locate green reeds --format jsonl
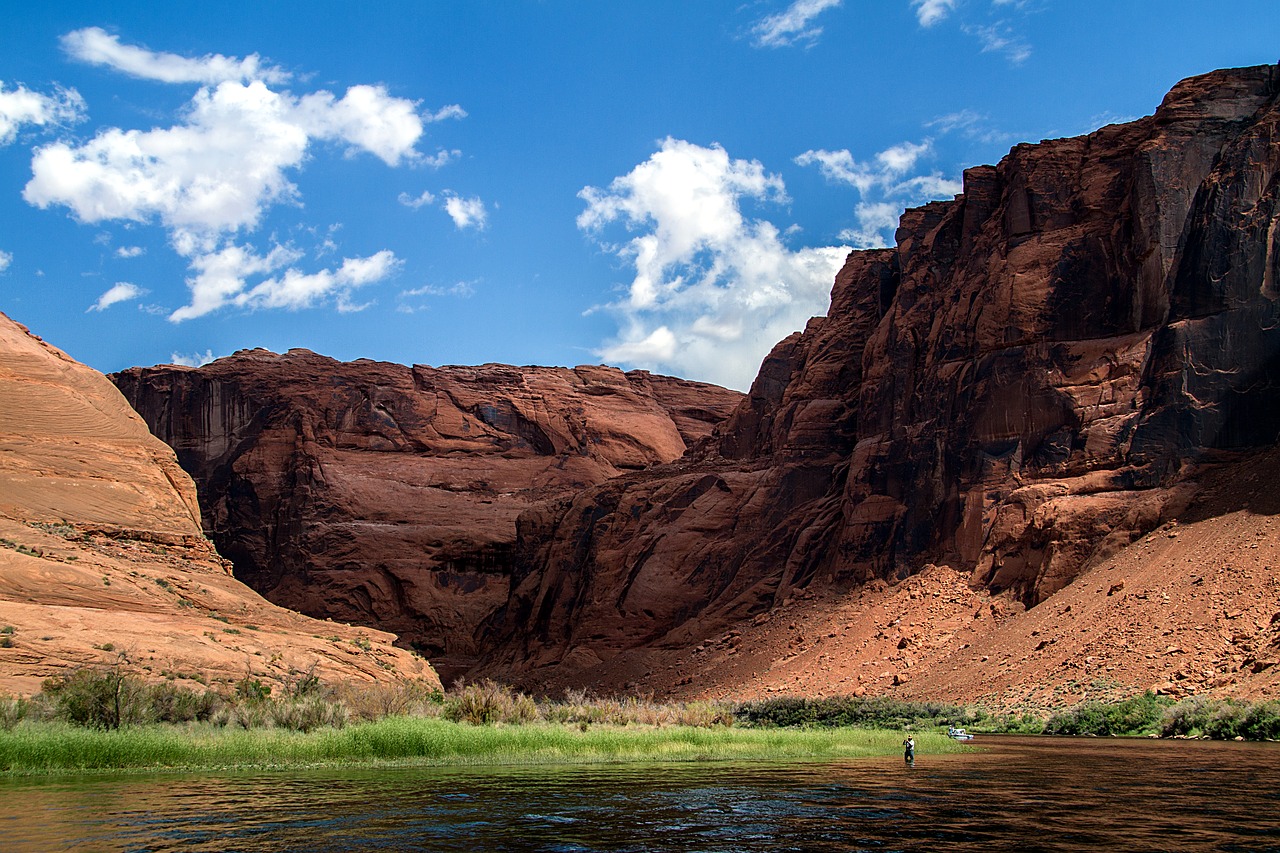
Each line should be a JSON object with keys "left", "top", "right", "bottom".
{"left": 0, "top": 718, "right": 963, "bottom": 776}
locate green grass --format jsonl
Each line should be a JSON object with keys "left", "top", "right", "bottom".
{"left": 0, "top": 718, "right": 964, "bottom": 776}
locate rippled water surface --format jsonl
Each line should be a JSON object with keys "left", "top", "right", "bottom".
{"left": 3, "top": 736, "right": 1279, "bottom": 851}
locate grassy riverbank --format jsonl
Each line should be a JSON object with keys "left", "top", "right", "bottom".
{"left": 0, "top": 718, "right": 963, "bottom": 776}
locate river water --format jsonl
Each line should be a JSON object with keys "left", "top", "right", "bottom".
{"left": 2, "top": 736, "right": 1278, "bottom": 851}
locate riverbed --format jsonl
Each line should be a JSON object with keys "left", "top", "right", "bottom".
{"left": 3, "top": 735, "right": 1278, "bottom": 851}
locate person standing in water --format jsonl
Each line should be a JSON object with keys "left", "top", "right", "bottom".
{"left": 903, "top": 736, "right": 915, "bottom": 763}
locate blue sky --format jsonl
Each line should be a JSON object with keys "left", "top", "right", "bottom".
{"left": 1, "top": 1, "right": 1276, "bottom": 390}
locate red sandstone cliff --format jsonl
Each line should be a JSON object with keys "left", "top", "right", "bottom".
{"left": 467, "top": 65, "right": 1280, "bottom": 701}
{"left": 111, "top": 353, "right": 741, "bottom": 681}
{"left": 0, "top": 313, "right": 439, "bottom": 695}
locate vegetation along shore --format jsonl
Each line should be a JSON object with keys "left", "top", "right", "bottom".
{"left": 0, "top": 672, "right": 1275, "bottom": 776}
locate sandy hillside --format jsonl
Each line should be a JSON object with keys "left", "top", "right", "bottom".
{"left": 0, "top": 312, "right": 439, "bottom": 696}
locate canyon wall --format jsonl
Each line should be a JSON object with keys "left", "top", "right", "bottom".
{"left": 0, "top": 313, "right": 438, "bottom": 695}
{"left": 112, "top": 352, "right": 740, "bottom": 680}
{"left": 471, "top": 64, "right": 1280, "bottom": 687}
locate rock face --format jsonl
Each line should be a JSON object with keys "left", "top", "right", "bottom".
{"left": 471, "top": 64, "right": 1280, "bottom": 694}
{"left": 0, "top": 313, "right": 439, "bottom": 695}
{"left": 111, "top": 352, "right": 741, "bottom": 681}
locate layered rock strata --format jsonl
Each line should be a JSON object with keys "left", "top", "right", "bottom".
{"left": 112, "top": 353, "right": 740, "bottom": 680}
{"left": 471, "top": 64, "right": 1280, "bottom": 693}
{"left": 0, "top": 313, "right": 439, "bottom": 695}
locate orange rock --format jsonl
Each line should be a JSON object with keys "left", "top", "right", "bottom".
{"left": 0, "top": 313, "right": 439, "bottom": 696}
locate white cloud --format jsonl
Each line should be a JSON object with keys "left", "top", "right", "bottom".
{"left": 26, "top": 30, "right": 454, "bottom": 321}
{"left": 965, "top": 23, "right": 1031, "bottom": 63}
{"left": 796, "top": 140, "right": 961, "bottom": 248}
{"left": 443, "top": 193, "right": 487, "bottom": 230}
{"left": 61, "top": 27, "right": 289, "bottom": 85}
{"left": 911, "top": 0, "right": 957, "bottom": 26}
{"left": 0, "top": 81, "right": 84, "bottom": 145}
{"left": 170, "top": 349, "right": 218, "bottom": 367}
{"left": 25, "top": 78, "right": 429, "bottom": 236}
{"left": 294, "top": 84, "right": 425, "bottom": 166}
{"left": 396, "top": 279, "right": 475, "bottom": 312}
{"left": 421, "top": 148, "right": 461, "bottom": 168}
{"left": 115, "top": 245, "right": 145, "bottom": 258}
{"left": 579, "top": 138, "right": 848, "bottom": 390}
{"left": 426, "top": 104, "right": 467, "bottom": 122}
{"left": 0, "top": 250, "right": 11, "bottom": 273}
{"left": 398, "top": 189, "right": 436, "bottom": 209}
{"left": 751, "top": 0, "right": 843, "bottom": 48}
{"left": 88, "top": 281, "right": 146, "bottom": 311}
{"left": 169, "top": 243, "right": 399, "bottom": 321}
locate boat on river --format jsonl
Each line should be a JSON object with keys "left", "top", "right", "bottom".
{"left": 947, "top": 727, "right": 976, "bottom": 741}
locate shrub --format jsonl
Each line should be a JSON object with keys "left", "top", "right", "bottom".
{"left": 1240, "top": 700, "right": 1280, "bottom": 740}
{"left": 1043, "top": 692, "right": 1170, "bottom": 737}
{"left": 443, "top": 680, "right": 537, "bottom": 725}
{"left": 148, "top": 682, "right": 220, "bottom": 723}
{"left": 232, "top": 702, "right": 270, "bottom": 730}
{"left": 270, "top": 696, "right": 348, "bottom": 732}
{"left": 42, "top": 667, "right": 148, "bottom": 730}
{"left": 733, "top": 696, "right": 983, "bottom": 731}
{"left": 0, "top": 693, "right": 28, "bottom": 730}
{"left": 236, "top": 677, "right": 272, "bottom": 703}
{"left": 339, "top": 679, "right": 441, "bottom": 722}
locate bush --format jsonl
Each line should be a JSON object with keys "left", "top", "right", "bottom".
{"left": 443, "top": 680, "right": 537, "bottom": 725}
{"left": 235, "top": 677, "right": 272, "bottom": 703}
{"left": 0, "top": 693, "right": 28, "bottom": 730}
{"left": 42, "top": 668, "right": 149, "bottom": 730}
{"left": 1239, "top": 700, "right": 1280, "bottom": 740}
{"left": 1043, "top": 692, "right": 1170, "bottom": 737}
{"left": 270, "top": 696, "right": 348, "bottom": 732}
{"left": 733, "top": 696, "right": 985, "bottom": 731}
{"left": 339, "top": 680, "right": 442, "bottom": 722}
{"left": 147, "top": 682, "right": 220, "bottom": 723}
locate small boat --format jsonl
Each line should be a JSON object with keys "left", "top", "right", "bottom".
{"left": 947, "top": 727, "right": 976, "bottom": 741}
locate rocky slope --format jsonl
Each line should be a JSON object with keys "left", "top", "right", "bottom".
{"left": 468, "top": 64, "right": 1280, "bottom": 703}
{"left": 112, "top": 353, "right": 741, "bottom": 681}
{"left": 0, "top": 313, "right": 439, "bottom": 696}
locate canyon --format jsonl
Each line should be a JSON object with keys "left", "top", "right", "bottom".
{"left": 0, "top": 312, "right": 440, "bottom": 695}
{"left": 111, "top": 354, "right": 740, "bottom": 682}
{"left": 93, "top": 63, "right": 1280, "bottom": 706}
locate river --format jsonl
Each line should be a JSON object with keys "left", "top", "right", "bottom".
{"left": 2, "top": 736, "right": 1278, "bottom": 851}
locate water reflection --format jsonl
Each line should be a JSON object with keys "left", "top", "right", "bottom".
{"left": 2, "top": 736, "right": 1278, "bottom": 852}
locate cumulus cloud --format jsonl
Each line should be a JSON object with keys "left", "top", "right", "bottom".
{"left": 443, "top": 193, "right": 487, "bottom": 230}
{"left": 26, "top": 30, "right": 450, "bottom": 321}
{"left": 115, "top": 245, "right": 145, "bottom": 258}
{"left": 0, "top": 81, "right": 84, "bottom": 145}
{"left": 61, "top": 27, "right": 289, "bottom": 84}
{"left": 169, "top": 243, "right": 399, "bottom": 322}
{"left": 24, "top": 78, "right": 427, "bottom": 236}
{"left": 0, "top": 249, "right": 11, "bottom": 273}
{"left": 751, "top": 0, "right": 843, "bottom": 48}
{"left": 911, "top": 0, "right": 957, "bottom": 26}
{"left": 796, "top": 139, "right": 961, "bottom": 248}
{"left": 294, "top": 84, "right": 425, "bottom": 166}
{"left": 88, "top": 281, "right": 146, "bottom": 311}
{"left": 579, "top": 138, "right": 848, "bottom": 390}
{"left": 169, "top": 349, "right": 218, "bottom": 367}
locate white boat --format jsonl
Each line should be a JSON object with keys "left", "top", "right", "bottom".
{"left": 947, "top": 727, "right": 976, "bottom": 740}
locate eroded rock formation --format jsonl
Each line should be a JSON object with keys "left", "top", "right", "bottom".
{"left": 0, "top": 313, "right": 439, "bottom": 695}
{"left": 470, "top": 64, "right": 1280, "bottom": 693}
{"left": 112, "top": 352, "right": 740, "bottom": 680}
